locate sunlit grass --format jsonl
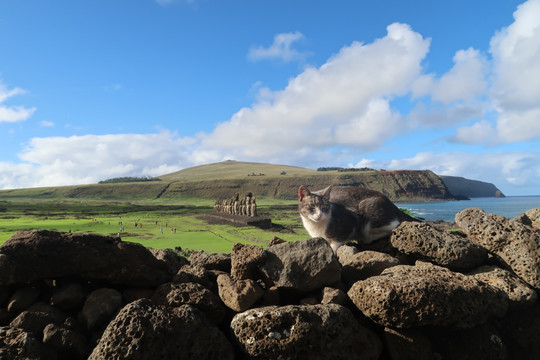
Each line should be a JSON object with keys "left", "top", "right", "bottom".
{"left": 0, "top": 198, "right": 308, "bottom": 254}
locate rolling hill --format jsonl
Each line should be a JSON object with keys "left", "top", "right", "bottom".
{"left": 0, "top": 160, "right": 503, "bottom": 202}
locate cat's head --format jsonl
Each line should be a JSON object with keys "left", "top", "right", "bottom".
{"left": 298, "top": 185, "right": 332, "bottom": 222}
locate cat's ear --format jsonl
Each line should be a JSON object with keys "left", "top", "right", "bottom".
{"left": 321, "top": 185, "right": 332, "bottom": 198}
{"left": 298, "top": 185, "right": 311, "bottom": 200}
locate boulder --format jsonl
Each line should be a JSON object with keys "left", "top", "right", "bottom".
{"left": 391, "top": 222, "right": 487, "bottom": 271}
{"left": 80, "top": 288, "right": 123, "bottom": 330}
{"left": 149, "top": 248, "right": 189, "bottom": 276}
{"left": 122, "top": 287, "right": 154, "bottom": 303}
{"left": 383, "top": 327, "right": 433, "bottom": 360}
{"left": 0, "top": 326, "right": 57, "bottom": 360}
{"left": 0, "top": 285, "right": 12, "bottom": 307}
{"left": 341, "top": 250, "right": 400, "bottom": 284}
{"left": 348, "top": 261, "right": 508, "bottom": 328}
{"left": 43, "top": 323, "right": 88, "bottom": 360}
{"left": 151, "top": 282, "right": 226, "bottom": 324}
{"left": 468, "top": 265, "right": 537, "bottom": 307}
{"left": 335, "top": 244, "right": 360, "bottom": 265}
{"left": 320, "top": 287, "right": 348, "bottom": 305}
{"left": 216, "top": 273, "right": 264, "bottom": 312}
{"left": 259, "top": 237, "right": 341, "bottom": 292}
{"left": 10, "top": 302, "right": 67, "bottom": 335}
{"left": 189, "top": 250, "right": 231, "bottom": 272}
{"left": 89, "top": 299, "right": 234, "bottom": 360}
{"left": 7, "top": 286, "right": 40, "bottom": 313}
{"left": 513, "top": 208, "right": 540, "bottom": 229}
{"left": 0, "top": 230, "right": 170, "bottom": 287}
{"left": 231, "top": 243, "right": 265, "bottom": 280}
{"left": 455, "top": 208, "right": 540, "bottom": 288}
{"left": 173, "top": 264, "right": 214, "bottom": 289}
{"left": 230, "top": 304, "right": 381, "bottom": 360}
{"left": 50, "top": 282, "right": 85, "bottom": 311}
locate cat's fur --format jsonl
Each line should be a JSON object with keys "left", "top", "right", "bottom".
{"left": 298, "top": 185, "right": 417, "bottom": 252}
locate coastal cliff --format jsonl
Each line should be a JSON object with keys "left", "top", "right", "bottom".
{"left": 161, "top": 169, "right": 457, "bottom": 202}
{"left": 440, "top": 175, "right": 505, "bottom": 198}
{"left": 1, "top": 207, "right": 540, "bottom": 359}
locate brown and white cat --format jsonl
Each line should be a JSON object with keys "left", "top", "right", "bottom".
{"left": 298, "top": 185, "right": 417, "bottom": 252}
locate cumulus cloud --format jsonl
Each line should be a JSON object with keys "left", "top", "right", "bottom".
{"left": 413, "top": 48, "right": 489, "bottom": 104}
{"left": 0, "top": 131, "right": 194, "bottom": 189}
{"left": 454, "top": 0, "right": 540, "bottom": 145}
{"left": 0, "top": 81, "right": 36, "bottom": 123}
{"left": 248, "top": 32, "right": 308, "bottom": 62}
{"left": 385, "top": 151, "right": 540, "bottom": 191}
{"left": 203, "top": 23, "right": 430, "bottom": 162}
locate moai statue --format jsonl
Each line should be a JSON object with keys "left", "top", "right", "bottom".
{"left": 250, "top": 197, "right": 257, "bottom": 217}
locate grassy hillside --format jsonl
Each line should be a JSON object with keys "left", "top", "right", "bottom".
{"left": 0, "top": 160, "right": 456, "bottom": 202}
{"left": 158, "top": 160, "right": 317, "bottom": 181}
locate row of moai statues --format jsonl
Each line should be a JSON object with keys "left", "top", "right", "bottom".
{"left": 214, "top": 192, "right": 257, "bottom": 217}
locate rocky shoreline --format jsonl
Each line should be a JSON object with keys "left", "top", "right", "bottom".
{"left": 1, "top": 207, "right": 539, "bottom": 359}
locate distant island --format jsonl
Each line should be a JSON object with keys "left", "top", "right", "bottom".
{"left": 440, "top": 175, "right": 505, "bottom": 199}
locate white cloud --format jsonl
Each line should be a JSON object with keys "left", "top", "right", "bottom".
{"left": 0, "top": 131, "right": 194, "bottom": 189}
{"left": 248, "top": 31, "right": 308, "bottom": 62}
{"left": 490, "top": 0, "right": 540, "bottom": 110}
{"left": 0, "top": 83, "right": 25, "bottom": 103}
{"left": 203, "top": 23, "right": 430, "bottom": 162}
{"left": 413, "top": 48, "right": 488, "bottom": 104}
{"left": 384, "top": 151, "right": 540, "bottom": 193}
{"left": 409, "top": 101, "right": 486, "bottom": 128}
{"left": 488, "top": 0, "right": 540, "bottom": 142}
{"left": 0, "top": 81, "right": 36, "bottom": 123}
{"left": 0, "top": 106, "right": 36, "bottom": 123}
{"left": 451, "top": 119, "right": 496, "bottom": 144}
{"left": 39, "top": 120, "right": 55, "bottom": 127}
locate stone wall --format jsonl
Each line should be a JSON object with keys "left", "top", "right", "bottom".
{"left": 0, "top": 207, "right": 539, "bottom": 359}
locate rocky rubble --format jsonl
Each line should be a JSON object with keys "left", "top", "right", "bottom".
{"left": 0, "top": 208, "right": 539, "bottom": 359}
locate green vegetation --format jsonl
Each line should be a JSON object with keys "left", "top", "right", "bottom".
{"left": 98, "top": 176, "right": 162, "bottom": 184}
{"left": 0, "top": 160, "right": 456, "bottom": 202}
{"left": 0, "top": 198, "right": 309, "bottom": 254}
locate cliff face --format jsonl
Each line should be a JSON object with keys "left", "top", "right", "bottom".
{"left": 162, "top": 170, "right": 456, "bottom": 202}
{"left": 440, "top": 175, "right": 505, "bottom": 198}
{"left": 0, "top": 166, "right": 457, "bottom": 202}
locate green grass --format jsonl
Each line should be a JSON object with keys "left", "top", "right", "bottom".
{"left": 0, "top": 198, "right": 309, "bottom": 254}
{"left": 159, "top": 159, "right": 318, "bottom": 181}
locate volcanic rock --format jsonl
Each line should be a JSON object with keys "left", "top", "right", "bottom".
{"left": 230, "top": 303, "right": 381, "bottom": 360}
{"left": 259, "top": 237, "right": 341, "bottom": 292}
{"left": 348, "top": 261, "right": 508, "bottom": 328}
{"left": 151, "top": 282, "right": 226, "bottom": 324}
{"left": 340, "top": 250, "right": 400, "bottom": 285}
{"left": 231, "top": 243, "right": 265, "bottom": 280}
{"left": 88, "top": 299, "right": 234, "bottom": 360}
{"left": 0, "top": 230, "right": 170, "bottom": 287}
{"left": 80, "top": 288, "right": 122, "bottom": 330}
{"left": 391, "top": 221, "right": 487, "bottom": 271}
{"left": 216, "top": 273, "right": 264, "bottom": 312}
{"left": 468, "top": 265, "right": 537, "bottom": 307}
{"left": 455, "top": 208, "right": 540, "bottom": 288}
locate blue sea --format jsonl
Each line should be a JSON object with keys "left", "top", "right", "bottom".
{"left": 398, "top": 196, "right": 540, "bottom": 222}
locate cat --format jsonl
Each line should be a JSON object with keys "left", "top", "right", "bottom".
{"left": 298, "top": 185, "right": 418, "bottom": 252}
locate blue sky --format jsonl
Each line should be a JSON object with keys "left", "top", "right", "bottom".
{"left": 1, "top": 0, "right": 539, "bottom": 195}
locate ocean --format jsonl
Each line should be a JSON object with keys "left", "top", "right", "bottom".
{"left": 398, "top": 196, "right": 540, "bottom": 222}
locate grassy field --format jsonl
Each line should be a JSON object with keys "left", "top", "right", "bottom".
{"left": 0, "top": 198, "right": 309, "bottom": 254}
